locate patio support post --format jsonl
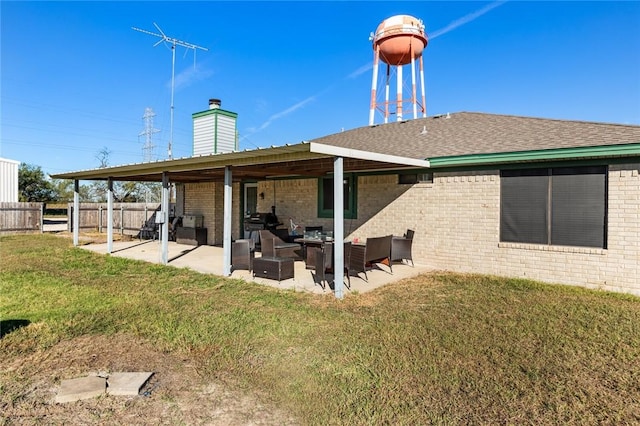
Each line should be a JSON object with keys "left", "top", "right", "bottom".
{"left": 333, "top": 156, "right": 345, "bottom": 299}
{"left": 107, "top": 178, "right": 113, "bottom": 254}
{"left": 73, "top": 179, "right": 79, "bottom": 247}
{"left": 160, "top": 172, "right": 170, "bottom": 265}
{"left": 222, "top": 166, "right": 232, "bottom": 276}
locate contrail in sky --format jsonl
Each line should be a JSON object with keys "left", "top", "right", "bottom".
{"left": 429, "top": 0, "right": 507, "bottom": 40}
{"left": 348, "top": 63, "right": 373, "bottom": 79}
{"left": 241, "top": 95, "right": 318, "bottom": 146}
{"left": 256, "top": 95, "right": 316, "bottom": 132}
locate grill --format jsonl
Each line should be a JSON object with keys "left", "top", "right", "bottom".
{"left": 244, "top": 212, "right": 282, "bottom": 232}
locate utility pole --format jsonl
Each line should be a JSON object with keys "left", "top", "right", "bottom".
{"left": 139, "top": 107, "right": 160, "bottom": 163}
{"left": 132, "top": 23, "right": 208, "bottom": 159}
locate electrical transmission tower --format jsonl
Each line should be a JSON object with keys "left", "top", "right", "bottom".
{"left": 139, "top": 107, "right": 160, "bottom": 162}
{"left": 132, "top": 23, "right": 208, "bottom": 159}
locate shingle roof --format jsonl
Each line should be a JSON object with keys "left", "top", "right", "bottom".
{"left": 309, "top": 112, "right": 640, "bottom": 160}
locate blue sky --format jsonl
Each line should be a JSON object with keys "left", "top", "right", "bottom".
{"left": 2, "top": 1, "right": 639, "bottom": 177}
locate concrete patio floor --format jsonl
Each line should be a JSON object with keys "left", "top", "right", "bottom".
{"left": 80, "top": 240, "right": 432, "bottom": 296}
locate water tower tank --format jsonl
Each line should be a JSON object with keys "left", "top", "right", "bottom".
{"left": 372, "top": 15, "right": 428, "bottom": 66}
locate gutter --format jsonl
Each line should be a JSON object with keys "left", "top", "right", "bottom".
{"left": 427, "top": 143, "right": 640, "bottom": 168}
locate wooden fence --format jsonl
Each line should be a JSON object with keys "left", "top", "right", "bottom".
{"left": 68, "top": 203, "right": 163, "bottom": 237}
{"left": 0, "top": 202, "right": 43, "bottom": 234}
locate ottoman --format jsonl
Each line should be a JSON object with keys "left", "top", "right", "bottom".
{"left": 253, "top": 257, "right": 294, "bottom": 282}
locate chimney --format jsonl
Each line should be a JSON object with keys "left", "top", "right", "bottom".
{"left": 209, "top": 98, "right": 221, "bottom": 110}
{"left": 193, "top": 98, "right": 238, "bottom": 155}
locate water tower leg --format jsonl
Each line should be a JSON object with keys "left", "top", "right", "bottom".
{"left": 420, "top": 55, "right": 427, "bottom": 117}
{"left": 369, "top": 47, "right": 380, "bottom": 126}
{"left": 385, "top": 64, "right": 390, "bottom": 123}
{"left": 411, "top": 48, "right": 418, "bottom": 119}
{"left": 396, "top": 64, "right": 403, "bottom": 121}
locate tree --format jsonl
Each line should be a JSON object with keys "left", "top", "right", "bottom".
{"left": 51, "top": 178, "right": 92, "bottom": 202}
{"left": 88, "top": 147, "right": 161, "bottom": 202}
{"left": 96, "top": 146, "right": 111, "bottom": 169}
{"left": 18, "top": 163, "right": 56, "bottom": 202}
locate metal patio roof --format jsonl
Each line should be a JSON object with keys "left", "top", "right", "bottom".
{"left": 51, "top": 142, "right": 430, "bottom": 183}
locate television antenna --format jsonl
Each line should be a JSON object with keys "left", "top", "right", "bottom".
{"left": 132, "top": 23, "right": 208, "bottom": 159}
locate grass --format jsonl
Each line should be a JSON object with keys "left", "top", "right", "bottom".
{"left": 2, "top": 234, "right": 639, "bottom": 424}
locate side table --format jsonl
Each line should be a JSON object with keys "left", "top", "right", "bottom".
{"left": 253, "top": 257, "right": 294, "bottom": 282}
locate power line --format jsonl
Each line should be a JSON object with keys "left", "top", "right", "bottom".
{"left": 1, "top": 138, "right": 141, "bottom": 157}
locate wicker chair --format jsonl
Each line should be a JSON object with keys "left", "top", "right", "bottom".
{"left": 259, "top": 230, "right": 302, "bottom": 260}
{"left": 139, "top": 219, "right": 158, "bottom": 241}
{"left": 304, "top": 225, "right": 323, "bottom": 233}
{"left": 312, "top": 241, "right": 333, "bottom": 290}
{"left": 347, "top": 235, "right": 393, "bottom": 282}
{"left": 391, "top": 229, "right": 415, "bottom": 267}
{"left": 232, "top": 239, "right": 255, "bottom": 272}
{"left": 343, "top": 241, "right": 352, "bottom": 289}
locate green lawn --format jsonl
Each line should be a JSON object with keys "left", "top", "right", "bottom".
{"left": 1, "top": 234, "right": 639, "bottom": 424}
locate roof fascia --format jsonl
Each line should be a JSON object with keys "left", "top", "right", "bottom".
{"left": 192, "top": 108, "right": 238, "bottom": 119}
{"left": 309, "top": 142, "right": 430, "bottom": 168}
{"left": 428, "top": 143, "right": 640, "bottom": 168}
{"left": 51, "top": 144, "right": 316, "bottom": 180}
{"left": 0, "top": 157, "right": 21, "bottom": 165}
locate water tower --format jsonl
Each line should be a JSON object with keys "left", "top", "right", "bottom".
{"left": 369, "top": 15, "right": 428, "bottom": 125}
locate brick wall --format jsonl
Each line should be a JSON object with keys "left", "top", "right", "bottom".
{"left": 421, "top": 165, "right": 640, "bottom": 296}
{"left": 184, "top": 163, "right": 639, "bottom": 296}
{"left": 183, "top": 181, "right": 243, "bottom": 245}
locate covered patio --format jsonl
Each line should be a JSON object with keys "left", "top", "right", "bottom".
{"left": 80, "top": 239, "right": 432, "bottom": 295}
{"left": 53, "top": 141, "right": 430, "bottom": 298}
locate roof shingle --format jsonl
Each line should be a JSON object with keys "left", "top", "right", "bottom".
{"left": 310, "top": 112, "right": 640, "bottom": 159}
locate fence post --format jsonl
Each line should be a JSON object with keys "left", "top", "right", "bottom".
{"left": 120, "top": 205, "right": 124, "bottom": 235}
{"left": 99, "top": 205, "right": 103, "bottom": 233}
{"left": 40, "top": 203, "right": 44, "bottom": 233}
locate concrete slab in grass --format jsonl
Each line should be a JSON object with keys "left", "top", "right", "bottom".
{"left": 56, "top": 376, "right": 106, "bottom": 403}
{"left": 107, "top": 372, "right": 154, "bottom": 396}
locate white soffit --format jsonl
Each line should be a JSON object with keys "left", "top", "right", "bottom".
{"left": 309, "top": 142, "right": 430, "bottom": 168}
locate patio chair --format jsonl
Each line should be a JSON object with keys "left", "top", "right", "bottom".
{"left": 365, "top": 234, "right": 394, "bottom": 273}
{"left": 343, "top": 241, "right": 352, "bottom": 289}
{"left": 347, "top": 235, "right": 393, "bottom": 282}
{"left": 232, "top": 239, "right": 255, "bottom": 272}
{"left": 272, "top": 228, "right": 294, "bottom": 243}
{"left": 139, "top": 219, "right": 158, "bottom": 241}
{"left": 168, "top": 216, "right": 182, "bottom": 242}
{"left": 259, "top": 230, "right": 303, "bottom": 260}
{"left": 304, "top": 225, "right": 323, "bottom": 233}
{"left": 312, "top": 241, "right": 333, "bottom": 290}
{"left": 346, "top": 241, "right": 367, "bottom": 282}
{"left": 391, "top": 229, "right": 415, "bottom": 267}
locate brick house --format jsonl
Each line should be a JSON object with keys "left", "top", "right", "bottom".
{"left": 54, "top": 112, "right": 640, "bottom": 297}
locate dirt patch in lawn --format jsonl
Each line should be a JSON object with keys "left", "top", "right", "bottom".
{"left": 1, "top": 333, "right": 298, "bottom": 425}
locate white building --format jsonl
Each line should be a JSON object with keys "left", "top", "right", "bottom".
{"left": 0, "top": 157, "right": 20, "bottom": 202}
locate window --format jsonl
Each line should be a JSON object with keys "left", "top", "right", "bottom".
{"left": 500, "top": 166, "right": 607, "bottom": 248}
{"left": 317, "top": 174, "right": 357, "bottom": 219}
{"left": 398, "top": 172, "right": 433, "bottom": 184}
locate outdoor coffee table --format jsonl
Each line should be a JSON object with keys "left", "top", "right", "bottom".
{"left": 253, "top": 256, "right": 294, "bottom": 282}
